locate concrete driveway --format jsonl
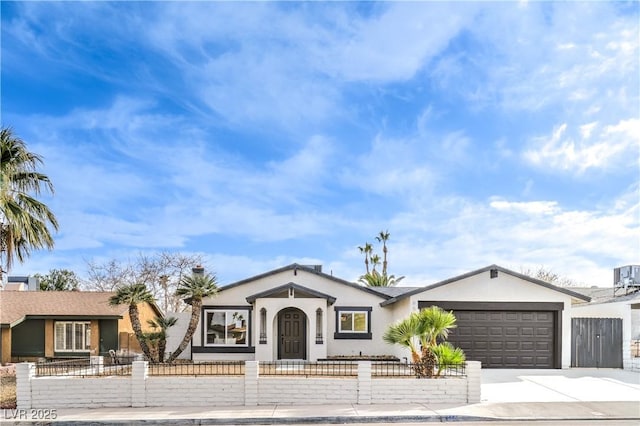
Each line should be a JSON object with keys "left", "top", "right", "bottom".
{"left": 481, "top": 368, "right": 640, "bottom": 403}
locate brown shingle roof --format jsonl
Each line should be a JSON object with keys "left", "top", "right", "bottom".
{"left": 0, "top": 291, "right": 128, "bottom": 327}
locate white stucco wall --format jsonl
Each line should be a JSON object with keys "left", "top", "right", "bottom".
{"left": 404, "top": 270, "right": 578, "bottom": 368}
{"left": 164, "top": 311, "right": 192, "bottom": 360}
{"left": 19, "top": 360, "right": 482, "bottom": 408}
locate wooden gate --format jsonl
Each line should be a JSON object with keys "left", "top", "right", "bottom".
{"left": 571, "top": 318, "right": 622, "bottom": 368}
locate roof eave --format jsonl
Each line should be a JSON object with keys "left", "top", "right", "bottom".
{"left": 221, "top": 263, "right": 390, "bottom": 300}
{"left": 380, "top": 264, "right": 592, "bottom": 306}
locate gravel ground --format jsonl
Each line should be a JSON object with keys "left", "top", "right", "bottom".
{"left": 0, "top": 364, "right": 17, "bottom": 409}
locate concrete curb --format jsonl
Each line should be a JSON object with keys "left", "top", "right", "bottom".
{"left": 5, "top": 415, "right": 640, "bottom": 426}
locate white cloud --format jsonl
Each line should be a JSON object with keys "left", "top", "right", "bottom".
{"left": 524, "top": 118, "right": 639, "bottom": 173}
{"left": 318, "top": 2, "right": 478, "bottom": 82}
{"left": 339, "top": 134, "right": 437, "bottom": 198}
{"left": 490, "top": 199, "right": 559, "bottom": 215}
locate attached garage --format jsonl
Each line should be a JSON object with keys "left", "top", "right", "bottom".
{"left": 382, "top": 265, "right": 591, "bottom": 369}
{"left": 418, "top": 301, "right": 562, "bottom": 368}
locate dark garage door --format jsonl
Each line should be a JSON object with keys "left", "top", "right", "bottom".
{"left": 444, "top": 310, "right": 557, "bottom": 368}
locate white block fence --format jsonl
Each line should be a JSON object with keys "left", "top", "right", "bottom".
{"left": 17, "top": 360, "right": 481, "bottom": 409}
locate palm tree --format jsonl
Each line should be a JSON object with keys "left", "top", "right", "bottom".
{"left": 376, "top": 230, "right": 390, "bottom": 275}
{"left": 358, "top": 270, "right": 404, "bottom": 287}
{"left": 109, "top": 283, "right": 155, "bottom": 360}
{"left": 370, "top": 254, "right": 381, "bottom": 272}
{"left": 166, "top": 270, "right": 218, "bottom": 362}
{"left": 0, "top": 127, "right": 58, "bottom": 281}
{"left": 146, "top": 316, "right": 177, "bottom": 363}
{"left": 358, "top": 242, "right": 373, "bottom": 274}
{"left": 383, "top": 306, "right": 458, "bottom": 378}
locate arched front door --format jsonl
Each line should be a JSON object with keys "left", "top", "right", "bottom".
{"left": 278, "top": 308, "right": 306, "bottom": 360}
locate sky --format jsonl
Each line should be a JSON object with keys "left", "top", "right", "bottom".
{"left": 1, "top": 1, "right": 638, "bottom": 288}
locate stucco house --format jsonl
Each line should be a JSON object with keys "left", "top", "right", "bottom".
{"left": 0, "top": 290, "right": 162, "bottom": 364}
{"left": 179, "top": 263, "right": 591, "bottom": 369}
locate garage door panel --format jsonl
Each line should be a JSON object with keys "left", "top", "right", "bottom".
{"left": 474, "top": 341, "right": 488, "bottom": 350}
{"left": 447, "top": 310, "right": 555, "bottom": 369}
{"left": 474, "top": 327, "right": 488, "bottom": 336}
{"left": 489, "top": 342, "right": 503, "bottom": 350}
{"left": 458, "top": 326, "right": 473, "bottom": 336}
{"left": 489, "top": 327, "right": 502, "bottom": 336}
{"left": 521, "top": 327, "right": 534, "bottom": 336}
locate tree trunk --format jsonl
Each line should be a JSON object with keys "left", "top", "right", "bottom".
{"left": 382, "top": 244, "right": 388, "bottom": 275}
{"left": 166, "top": 297, "right": 201, "bottom": 363}
{"left": 410, "top": 350, "right": 426, "bottom": 378}
{"left": 421, "top": 346, "right": 436, "bottom": 378}
{"left": 158, "top": 337, "right": 166, "bottom": 363}
{"left": 129, "top": 304, "right": 153, "bottom": 360}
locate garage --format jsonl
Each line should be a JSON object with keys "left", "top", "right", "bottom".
{"left": 418, "top": 301, "right": 563, "bottom": 369}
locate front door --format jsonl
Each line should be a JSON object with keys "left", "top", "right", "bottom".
{"left": 278, "top": 308, "right": 306, "bottom": 360}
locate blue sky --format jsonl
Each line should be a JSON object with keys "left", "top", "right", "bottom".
{"left": 2, "top": 1, "right": 638, "bottom": 287}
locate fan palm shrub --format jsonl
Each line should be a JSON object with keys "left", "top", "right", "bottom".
{"left": 384, "top": 306, "right": 460, "bottom": 377}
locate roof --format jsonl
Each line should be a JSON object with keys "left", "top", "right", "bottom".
{"left": 368, "top": 287, "right": 416, "bottom": 298}
{"left": 380, "top": 264, "right": 592, "bottom": 306}
{"left": 245, "top": 282, "right": 337, "bottom": 305}
{"left": 571, "top": 287, "right": 640, "bottom": 304}
{"left": 219, "top": 263, "right": 392, "bottom": 300}
{"left": 0, "top": 290, "right": 162, "bottom": 327}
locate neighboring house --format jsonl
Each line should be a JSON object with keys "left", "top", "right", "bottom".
{"left": 571, "top": 283, "right": 640, "bottom": 371}
{"left": 0, "top": 290, "right": 162, "bottom": 364}
{"left": 182, "top": 263, "right": 590, "bottom": 369}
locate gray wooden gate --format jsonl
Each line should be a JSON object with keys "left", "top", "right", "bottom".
{"left": 572, "top": 318, "right": 623, "bottom": 368}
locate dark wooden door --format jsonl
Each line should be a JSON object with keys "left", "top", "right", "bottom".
{"left": 572, "top": 318, "right": 623, "bottom": 368}
{"left": 278, "top": 308, "right": 306, "bottom": 359}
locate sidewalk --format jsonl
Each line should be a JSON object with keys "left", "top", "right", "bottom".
{"left": 2, "top": 401, "right": 640, "bottom": 425}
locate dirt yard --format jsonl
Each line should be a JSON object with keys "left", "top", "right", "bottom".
{"left": 0, "top": 364, "right": 16, "bottom": 409}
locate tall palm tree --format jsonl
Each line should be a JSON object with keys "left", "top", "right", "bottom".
{"left": 166, "top": 271, "right": 218, "bottom": 362}
{"left": 383, "top": 306, "right": 458, "bottom": 378}
{"left": 109, "top": 283, "right": 155, "bottom": 360}
{"left": 375, "top": 230, "right": 390, "bottom": 275}
{"left": 358, "top": 242, "right": 373, "bottom": 274}
{"left": 0, "top": 127, "right": 58, "bottom": 281}
{"left": 146, "top": 316, "right": 177, "bottom": 363}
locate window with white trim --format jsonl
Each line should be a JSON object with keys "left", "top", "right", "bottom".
{"left": 54, "top": 321, "right": 91, "bottom": 352}
{"left": 205, "top": 309, "right": 249, "bottom": 346}
{"left": 334, "top": 306, "right": 372, "bottom": 340}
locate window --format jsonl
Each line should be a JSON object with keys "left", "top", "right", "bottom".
{"left": 259, "top": 308, "right": 267, "bottom": 344}
{"left": 316, "top": 308, "right": 323, "bottom": 344}
{"left": 55, "top": 322, "right": 91, "bottom": 352}
{"left": 340, "top": 311, "right": 367, "bottom": 332}
{"left": 205, "top": 309, "right": 249, "bottom": 346}
{"left": 334, "top": 307, "right": 372, "bottom": 340}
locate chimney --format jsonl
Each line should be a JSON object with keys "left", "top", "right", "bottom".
{"left": 192, "top": 265, "right": 205, "bottom": 276}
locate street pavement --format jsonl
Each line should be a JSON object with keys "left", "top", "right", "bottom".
{"left": 1, "top": 368, "right": 638, "bottom": 425}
